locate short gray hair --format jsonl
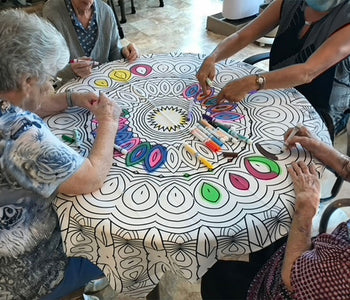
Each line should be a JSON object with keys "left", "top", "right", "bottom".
{"left": 0, "top": 9, "right": 70, "bottom": 92}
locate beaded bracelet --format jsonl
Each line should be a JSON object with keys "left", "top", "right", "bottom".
{"left": 66, "top": 90, "right": 73, "bottom": 107}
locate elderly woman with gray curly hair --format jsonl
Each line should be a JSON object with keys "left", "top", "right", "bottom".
{"left": 0, "top": 9, "right": 121, "bottom": 299}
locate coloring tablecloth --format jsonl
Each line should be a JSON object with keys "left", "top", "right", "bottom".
{"left": 47, "top": 52, "right": 331, "bottom": 298}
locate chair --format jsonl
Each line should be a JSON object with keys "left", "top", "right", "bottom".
{"left": 118, "top": 0, "right": 164, "bottom": 23}
{"left": 319, "top": 198, "right": 350, "bottom": 234}
{"left": 243, "top": 52, "right": 348, "bottom": 202}
{"left": 106, "top": 0, "right": 124, "bottom": 38}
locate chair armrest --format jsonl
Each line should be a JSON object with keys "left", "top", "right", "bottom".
{"left": 318, "top": 198, "right": 350, "bottom": 234}
{"left": 242, "top": 52, "right": 270, "bottom": 65}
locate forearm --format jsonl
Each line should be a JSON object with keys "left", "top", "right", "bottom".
{"left": 308, "top": 140, "right": 350, "bottom": 181}
{"left": 59, "top": 120, "right": 119, "bottom": 194}
{"left": 281, "top": 212, "right": 313, "bottom": 291}
{"left": 86, "top": 120, "right": 119, "bottom": 184}
{"left": 34, "top": 92, "right": 69, "bottom": 117}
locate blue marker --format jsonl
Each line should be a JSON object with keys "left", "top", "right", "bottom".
{"left": 215, "top": 123, "right": 252, "bottom": 144}
{"left": 196, "top": 123, "right": 224, "bottom": 147}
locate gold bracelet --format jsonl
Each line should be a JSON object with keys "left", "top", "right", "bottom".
{"left": 66, "top": 90, "right": 73, "bottom": 107}
{"left": 255, "top": 74, "right": 266, "bottom": 90}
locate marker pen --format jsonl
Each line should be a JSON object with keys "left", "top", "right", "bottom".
{"left": 215, "top": 123, "right": 252, "bottom": 144}
{"left": 190, "top": 127, "right": 222, "bottom": 153}
{"left": 196, "top": 123, "right": 224, "bottom": 147}
{"left": 283, "top": 123, "right": 302, "bottom": 151}
{"left": 70, "top": 58, "right": 99, "bottom": 67}
{"left": 183, "top": 142, "right": 214, "bottom": 170}
{"left": 206, "top": 78, "right": 213, "bottom": 88}
{"left": 73, "top": 129, "right": 82, "bottom": 147}
{"left": 216, "top": 127, "right": 238, "bottom": 143}
{"left": 62, "top": 134, "right": 75, "bottom": 143}
{"left": 222, "top": 151, "right": 239, "bottom": 158}
{"left": 187, "top": 100, "right": 195, "bottom": 121}
{"left": 199, "top": 119, "right": 228, "bottom": 142}
{"left": 114, "top": 144, "right": 128, "bottom": 155}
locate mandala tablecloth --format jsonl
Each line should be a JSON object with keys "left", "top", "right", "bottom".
{"left": 47, "top": 53, "right": 331, "bottom": 298}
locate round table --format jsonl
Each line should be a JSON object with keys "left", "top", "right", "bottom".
{"left": 48, "top": 52, "right": 331, "bottom": 298}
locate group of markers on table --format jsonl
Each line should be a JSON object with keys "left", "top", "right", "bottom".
{"left": 183, "top": 114, "right": 253, "bottom": 170}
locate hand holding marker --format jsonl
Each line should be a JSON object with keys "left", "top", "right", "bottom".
{"left": 283, "top": 123, "right": 302, "bottom": 151}
{"left": 70, "top": 57, "right": 99, "bottom": 68}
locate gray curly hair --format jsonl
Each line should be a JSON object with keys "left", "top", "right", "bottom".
{"left": 0, "top": 9, "right": 69, "bottom": 92}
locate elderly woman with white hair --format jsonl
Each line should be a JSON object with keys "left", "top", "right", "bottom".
{"left": 0, "top": 9, "right": 121, "bottom": 299}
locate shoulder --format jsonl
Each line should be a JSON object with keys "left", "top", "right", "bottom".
{"left": 43, "top": 0, "right": 66, "bottom": 18}
{"left": 95, "top": 0, "right": 114, "bottom": 19}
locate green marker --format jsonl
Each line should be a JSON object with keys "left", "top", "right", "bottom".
{"left": 62, "top": 134, "right": 75, "bottom": 143}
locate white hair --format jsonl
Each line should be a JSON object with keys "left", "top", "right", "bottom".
{"left": 0, "top": 9, "right": 70, "bottom": 92}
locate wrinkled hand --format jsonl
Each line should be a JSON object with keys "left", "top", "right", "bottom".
{"left": 71, "top": 57, "right": 93, "bottom": 78}
{"left": 217, "top": 78, "right": 250, "bottom": 104}
{"left": 122, "top": 43, "right": 139, "bottom": 62}
{"left": 70, "top": 92, "right": 99, "bottom": 110}
{"left": 196, "top": 56, "right": 216, "bottom": 96}
{"left": 89, "top": 92, "right": 122, "bottom": 126}
{"left": 288, "top": 161, "right": 321, "bottom": 218}
{"left": 284, "top": 126, "right": 319, "bottom": 154}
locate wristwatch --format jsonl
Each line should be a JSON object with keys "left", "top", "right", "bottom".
{"left": 255, "top": 74, "right": 266, "bottom": 90}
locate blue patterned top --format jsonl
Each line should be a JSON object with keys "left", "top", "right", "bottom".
{"left": 65, "top": 0, "right": 98, "bottom": 57}
{"left": 0, "top": 100, "right": 85, "bottom": 299}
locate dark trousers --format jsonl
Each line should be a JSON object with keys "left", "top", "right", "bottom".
{"left": 201, "top": 236, "right": 288, "bottom": 300}
{"left": 41, "top": 257, "right": 105, "bottom": 300}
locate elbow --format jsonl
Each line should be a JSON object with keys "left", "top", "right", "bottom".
{"left": 59, "top": 174, "right": 106, "bottom": 195}
{"left": 299, "top": 65, "right": 317, "bottom": 85}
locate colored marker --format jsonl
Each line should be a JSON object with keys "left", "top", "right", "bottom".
{"left": 183, "top": 142, "right": 214, "bottom": 170}
{"left": 222, "top": 151, "right": 239, "bottom": 158}
{"left": 283, "top": 123, "right": 302, "bottom": 151}
{"left": 196, "top": 123, "right": 224, "bottom": 147}
{"left": 70, "top": 58, "right": 99, "bottom": 67}
{"left": 187, "top": 100, "right": 195, "bottom": 121}
{"left": 216, "top": 127, "right": 238, "bottom": 143}
{"left": 73, "top": 129, "right": 82, "bottom": 147}
{"left": 190, "top": 127, "right": 222, "bottom": 153}
{"left": 199, "top": 119, "right": 228, "bottom": 142}
{"left": 62, "top": 134, "right": 75, "bottom": 143}
{"left": 114, "top": 144, "right": 128, "bottom": 155}
{"left": 215, "top": 123, "right": 252, "bottom": 144}
{"left": 206, "top": 78, "right": 213, "bottom": 87}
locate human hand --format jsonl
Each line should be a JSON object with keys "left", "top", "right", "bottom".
{"left": 284, "top": 125, "right": 319, "bottom": 154}
{"left": 217, "top": 77, "right": 251, "bottom": 104}
{"left": 196, "top": 56, "right": 216, "bottom": 96}
{"left": 90, "top": 92, "right": 122, "bottom": 127}
{"left": 70, "top": 57, "right": 93, "bottom": 78}
{"left": 122, "top": 43, "right": 139, "bottom": 62}
{"left": 68, "top": 92, "right": 99, "bottom": 109}
{"left": 288, "top": 161, "right": 321, "bottom": 218}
